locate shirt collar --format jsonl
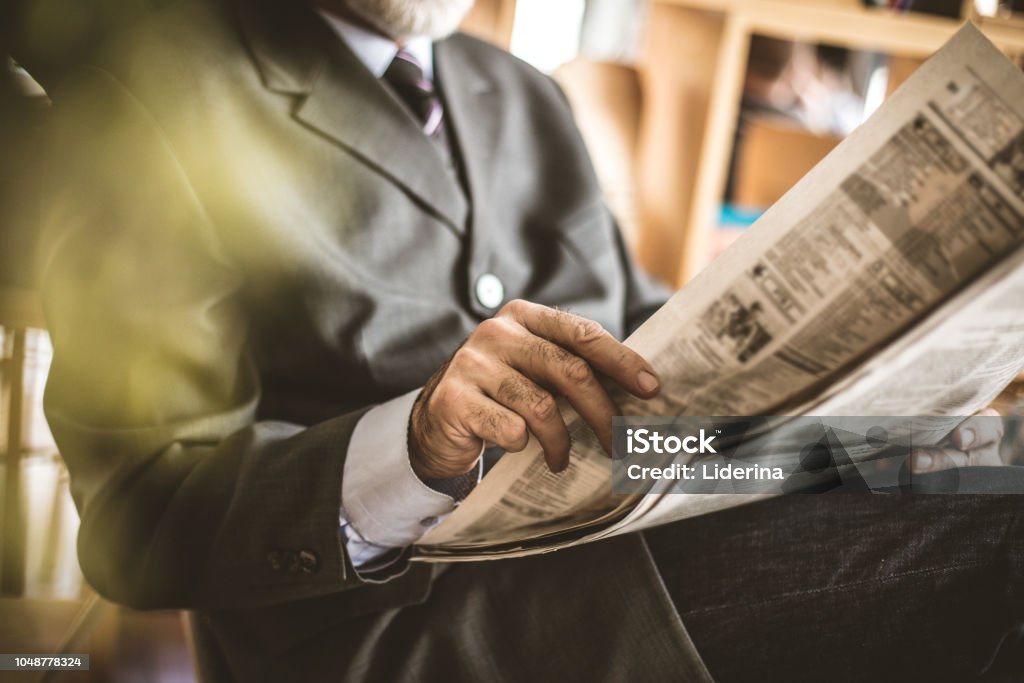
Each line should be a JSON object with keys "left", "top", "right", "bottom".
{"left": 318, "top": 10, "right": 434, "bottom": 81}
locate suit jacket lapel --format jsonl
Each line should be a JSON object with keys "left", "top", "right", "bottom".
{"left": 434, "top": 39, "right": 501, "bottom": 250}
{"left": 236, "top": 0, "right": 469, "bottom": 234}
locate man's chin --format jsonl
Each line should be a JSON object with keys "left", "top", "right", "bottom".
{"left": 345, "top": 0, "right": 475, "bottom": 41}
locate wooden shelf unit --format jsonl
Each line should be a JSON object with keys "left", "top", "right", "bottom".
{"left": 636, "top": 0, "right": 1024, "bottom": 287}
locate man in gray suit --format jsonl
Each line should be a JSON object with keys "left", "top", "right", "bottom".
{"left": 38, "top": 0, "right": 1024, "bottom": 680}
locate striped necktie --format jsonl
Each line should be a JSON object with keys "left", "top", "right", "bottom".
{"left": 383, "top": 49, "right": 449, "bottom": 150}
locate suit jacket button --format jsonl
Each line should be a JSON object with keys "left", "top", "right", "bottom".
{"left": 267, "top": 550, "right": 284, "bottom": 573}
{"left": 279, "top": 550, "right": 299, "bottom": 574}
{"left": 298, "top": 550, "right": 319, "bottom": 574}
{"left": 474, "top": 273, "right": 504, "bottom": 310}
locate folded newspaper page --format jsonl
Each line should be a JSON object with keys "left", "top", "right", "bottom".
{"left": 413, "top": 24, "right": 1024, "bottom": 561}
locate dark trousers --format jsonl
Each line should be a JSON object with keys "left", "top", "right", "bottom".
{"left": 646, "top": 477, "right": 1024, "bottom": 682}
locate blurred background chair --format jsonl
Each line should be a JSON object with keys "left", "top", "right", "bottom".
{"left": 554, "top": 59, "right": 643, "bottom": 247}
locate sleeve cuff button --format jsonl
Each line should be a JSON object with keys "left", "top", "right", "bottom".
{"left": 298, "top": 550, "right": 320, "bottom": 574}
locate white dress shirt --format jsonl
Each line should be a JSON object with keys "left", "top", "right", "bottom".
{"left": 318, "top": 11, "right": 479, "bottom": 570}
{"left": 319, "top": 11, "right": 434, "bottom": 79}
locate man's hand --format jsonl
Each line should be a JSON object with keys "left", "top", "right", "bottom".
{"left": 911, "top": 408, "right": 1005, "bottom": 473}
{"left": 409, "top": 300, "right": 661, "bottom": 479}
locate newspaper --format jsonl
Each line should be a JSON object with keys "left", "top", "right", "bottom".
{"left": 413, "top": 24, "right": 1024, "bottom": 561}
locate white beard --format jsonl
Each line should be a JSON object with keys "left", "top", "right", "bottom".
{"left": 344, "top": 0, "right": 475, "bottom": 40}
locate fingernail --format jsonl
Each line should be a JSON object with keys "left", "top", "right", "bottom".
{"left": 913, "top": 451, "right": 932, "bottom": 471}
{"left": 638, "top": 370, "right": 660, "bottom": 393}
{"left": 959, "top": 427, "right": 976, "bottom": 449}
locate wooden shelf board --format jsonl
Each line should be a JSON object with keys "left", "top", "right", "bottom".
{"left": 654, "top": 0, "right": 1024, "bottom": 56}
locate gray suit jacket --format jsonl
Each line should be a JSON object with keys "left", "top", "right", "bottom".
{"left": 41, "top": 0, "right": 710, "bottom": 679}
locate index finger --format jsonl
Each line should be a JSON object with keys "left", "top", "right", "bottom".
{"left": 497, "top": 300, "right": 660, "bottom": 398}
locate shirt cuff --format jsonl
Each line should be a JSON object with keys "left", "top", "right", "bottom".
{"left": 342, "top": 389, "right": 473, "bottom": 549}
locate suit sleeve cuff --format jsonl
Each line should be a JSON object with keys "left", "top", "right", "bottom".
{"left": 342, "top": 389, "right": 461, "bottom": 548}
